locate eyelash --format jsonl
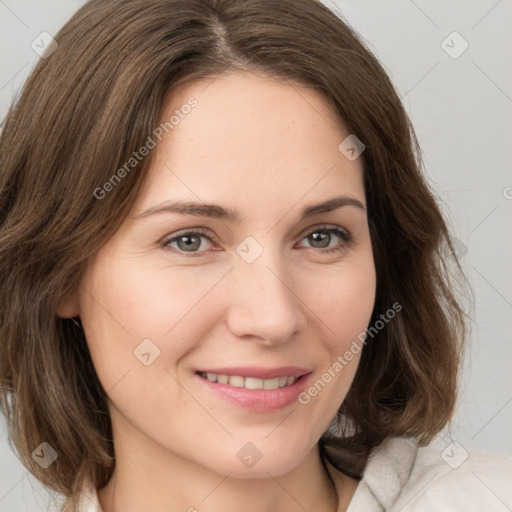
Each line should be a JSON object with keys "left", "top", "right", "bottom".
{"left": 161, "top": 225, "right": 352, "bottom": 258}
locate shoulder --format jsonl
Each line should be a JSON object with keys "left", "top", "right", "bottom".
{"left": 344, "top": 436, "right": 512, "bottom": 511}
{"left": 393, "top": 439, "right": 512, "bottom": 511}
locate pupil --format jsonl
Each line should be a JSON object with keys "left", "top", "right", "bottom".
{"left": 178, "top": 235, "right": 200, "bottom": 251}
{"left": 311, "top": 231, "right": 329, "bottom": 248}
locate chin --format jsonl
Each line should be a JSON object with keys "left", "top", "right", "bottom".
{"left": 206, "top": 438, "right": 312, "bottom": 479}
{"left": 221, "top": 458, "right": 302, "bottom": 479}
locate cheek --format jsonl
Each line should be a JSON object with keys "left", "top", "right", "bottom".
{"left": 295, "top": 266, "right": 374, "bottom": 429}
{"left": 311, "top": 260, "right": 376, "bottom": 347}
{"left": 78, "top": 258, "right": 226, "bottom": 389}
{"left": 304, "top": 260, "right": 375, "bottom": 397}
{"left": 96, "top": 259, "right": 227, "bottom": 333}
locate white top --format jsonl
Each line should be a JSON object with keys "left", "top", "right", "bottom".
{"left": 76, "top": 437, "right": 512, "bottom": 511}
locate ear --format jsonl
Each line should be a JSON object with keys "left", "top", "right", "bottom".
{"left": 55, "top": 290, "right": 80, "bottom": 319}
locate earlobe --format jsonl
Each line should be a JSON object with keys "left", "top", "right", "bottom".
{"left": 55, "top": 291, "right": 80, "bottom": 319}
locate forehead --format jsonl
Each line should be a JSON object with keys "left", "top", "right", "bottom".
{"left": 136, "top": 71, "right": 365, "bottom": 215}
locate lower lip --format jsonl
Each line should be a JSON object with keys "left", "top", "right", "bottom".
{"left": 194, "top": 372, "right": 311, "bottom": 412}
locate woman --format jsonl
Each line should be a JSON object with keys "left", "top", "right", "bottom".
{"left": 1, "top": 1, "right": 511, "bottom": 511}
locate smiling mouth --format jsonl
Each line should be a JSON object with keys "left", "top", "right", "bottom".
{"left": 194, "top": 369, "right": 312, "bottom": 411}
{"left": 196, "top": 371, "right": 300, "bottom": 390}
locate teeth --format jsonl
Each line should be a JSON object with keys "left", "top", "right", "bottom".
{"left": 245, "top": 377, "right": 264, "bottom": 389}
{"left": 229, "top": 375, "right": 244, "bottom": 387}
{"left": 200, "top": 372, "right": 297, "bottom": 389}
{"left": 263, "top": 377, "right": 280, "bottom": 390}
{"left": 217, "top": 374, "right": 229, "bottom": 384}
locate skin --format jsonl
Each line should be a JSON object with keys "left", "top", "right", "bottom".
{"left": 59, "top": 70, "right": 376, "bottom": 512}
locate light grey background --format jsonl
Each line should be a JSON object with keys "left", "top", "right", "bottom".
{"left": 1, "top": 0, "right": 511, "bottom": 510}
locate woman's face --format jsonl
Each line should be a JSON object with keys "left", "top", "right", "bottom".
{"left": 69, "top": 71, "right": 376, "bottom": 478}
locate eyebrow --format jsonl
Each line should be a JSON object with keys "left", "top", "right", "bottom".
{"left": 134, "top": 195, "right": 366, "bottom": 222}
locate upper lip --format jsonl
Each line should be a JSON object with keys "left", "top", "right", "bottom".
{"left": 195, "top": 366, "right": 312, "bottom": 380}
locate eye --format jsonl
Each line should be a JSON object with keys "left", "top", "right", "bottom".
{"left": 162, "top": 228, "right": 214, "bottom": 257}
{"left": 297, "top": 225, "right": 352, "bottom": 254}
{"left": 161, "top": 225, "right": 352, "bottom": 257}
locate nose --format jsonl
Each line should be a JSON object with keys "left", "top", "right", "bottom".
{"left": 225, "top": 248, "right": 307, "bottom": 346}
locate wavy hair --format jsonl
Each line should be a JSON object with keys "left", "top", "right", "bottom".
{"left": 0, "top": 0, "right": 468, "bottom": 509}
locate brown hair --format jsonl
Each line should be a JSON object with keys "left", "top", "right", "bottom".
{"left": 0, "top": 0, "right": 468, "bottom": 509}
